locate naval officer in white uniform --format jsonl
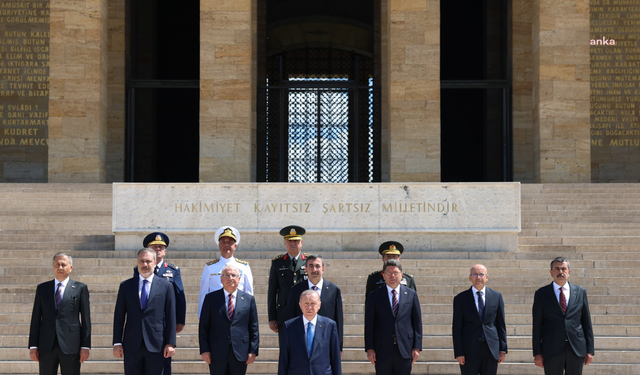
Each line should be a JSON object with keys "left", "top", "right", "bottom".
{"left": 197, "top": 226, "right": 254, "bottom": 318}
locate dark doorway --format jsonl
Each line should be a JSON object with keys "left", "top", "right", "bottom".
{"left": 125, "top": 0, "right": 200, "bottom": 182}
{"left": 257, "top": 0, "right": 381, "bottom": 182}
{"left": 440, "top": 0, "right": 512, "bottom": 182}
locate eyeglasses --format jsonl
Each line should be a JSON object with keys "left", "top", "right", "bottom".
{"left": 221, "top": 273, "right": 239, "bottom": 278}
{"left": 470, "top": 273, "right": 487, "bottom": 278}
{"left": 384, "top": 271, "right": 402, "bottom": 276}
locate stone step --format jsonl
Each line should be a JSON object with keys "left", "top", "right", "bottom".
{"left": 0, "top": 360, "right": 637, "bottom": 374}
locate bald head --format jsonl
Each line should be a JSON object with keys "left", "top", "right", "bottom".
{"left": 469, "top": 264, "right": 489, "bottom": 291}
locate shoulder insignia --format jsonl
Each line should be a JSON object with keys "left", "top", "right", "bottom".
{"left": 167, "top": 263, "right": 178, "bottom": 270}
{"left": 235, "top": 258, "right": 249, "bottom": 265}
{"left": 272, "top": 254, "right": 286, "bottom": 261}
{"left": 368, "top": 270, "right": 382, "bottom": 277}
{"left": 206, "top": 259, "right": 220, "bottom": 266}
{"left": 303, "top": 252, "right": 311, "bottom": 258}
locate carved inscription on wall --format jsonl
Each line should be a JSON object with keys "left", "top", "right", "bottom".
{"left": 0, "top": 0, "right": 49, "bottom": 181}
{"left": 590, "top": 0, "right": 640, "bottom": 181}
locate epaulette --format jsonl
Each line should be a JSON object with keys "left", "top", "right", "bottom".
{"left": 368, "top": 270, "right": 382, "bottom": 276}
{"left": 206, "top": 258, "right": 220, "bottom": 266}
{"left": 304, "top": 252, "right": 312, "bottom": 257}
{"left": 272, "top": 254, "right": 286, "bottom": 261}
{"left": 167, "top": 263, "right": 179, "bottom": 270}
{"left": 235, "top": 258, "right": 249, "bottom": 265}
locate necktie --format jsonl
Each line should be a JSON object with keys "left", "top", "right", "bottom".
{"left": 391, "top": 289, "right": 398, "bottom": 317}
{"left": 477, "top": 291, "right": 485, "bottom": 321}
{"left": 141, "top": 279, "right": 149, "bottom": 309}
{"left": 55, "top": 282, "right": 63, "bottom": 310}
{"left": 228, "top": 294, "right": 235, "bottom": 320}
{"left": 291, "top": 257, "right": 297, "bottom": 269}
{"left": 307, "top": 322, "right": 314, "bottom": 357}
{"left": 311, "top": 285, "right": 318, "bottom": 291}
{"left": 559, "top": 287, "right": 567, "bottom": 314}
{"left": 154, "top": 265, "right": 159, "bottom": 275}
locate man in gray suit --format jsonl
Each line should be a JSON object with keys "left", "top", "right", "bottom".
{"left": 533, "top": 257, "right": 594, "bottom": 375}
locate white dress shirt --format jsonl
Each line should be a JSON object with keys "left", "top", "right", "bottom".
{"left": 308, "top": 278, "right": 324, "bottom": 298}
{"left": 553, "top": 281, "right": 570, "bottom": 306}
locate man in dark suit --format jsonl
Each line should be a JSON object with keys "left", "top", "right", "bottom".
{"left": 285, "top": 254, "right": 344, "bottom": 350}
{"left": 133, "top": 232, "right": 186, "bottom": 375}
{"left": 113, "top": 248, "right": 177, "bottom": 375}
{"left": 533, "top": 257, "right": 594, "bottom": 375}
{"left": 199, "top": 263, "right": 259, "bottom": 375}
{"left": 365, "top": 259, "right": 422, "bottom": 375}
{"left": 365, "top": 241, "right": 416, "bottom": 303}
{"left": 29, "top": 252, "right": 91, "bottom": 375}
{"left": 268, "top": 225, "right": 309, "bottom": 335}
{"left": 279, "top": 290, "right": 341, "bottom": 375}
{"left": 452, "top": 264, "right": 507, "bottom": 375}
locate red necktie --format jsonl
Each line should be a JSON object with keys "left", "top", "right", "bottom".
{"left": 391, "top": 289, "right": 398, "bottom": 317}
{"left": 228, "top": 294, "right": 235, "bottom": 320}
{"left": 559, "top": 287, "right": 567, "bottom": 314}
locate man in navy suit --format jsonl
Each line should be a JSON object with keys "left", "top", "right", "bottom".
{"left": 29, "top": 252, "right": 91, "bottom": 375}
{"left": 452, "top": 264, "right": 507, "bottom": 375}
{"left": 278, "top": 290, "right": 341, "bottom": 375}
{"left": 199, "top": 263, "right": 259, "bottom": 375}
{"left": 133, "top": 232, "right": 186, "bottom": 375}
{"left": 365, "top": 259, "right": 422, "bottom": 375}
{"left": 285, "top": 254, "right": 344, "bottom": 350}
{"left": 113, "top": 248, "right": 177, "bottom": 375}
{"left": 533, "top": 257, "right": 594, "bottom": 375}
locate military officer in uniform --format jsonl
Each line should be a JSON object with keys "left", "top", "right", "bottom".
{"left": 365, "top": 241, "right": 416, "bottom": 303}
{"left": 198, "top": 226, "right": 254, "bottom": 318}
{"left": 268, "top": 225, "right": 309, "bottom": 335}
{"left": 133, "top": 232, "right": 186, "bottom": 375}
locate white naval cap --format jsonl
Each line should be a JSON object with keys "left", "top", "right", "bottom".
{"left": 215, "top": 226, "right": 241, "bottom": 245}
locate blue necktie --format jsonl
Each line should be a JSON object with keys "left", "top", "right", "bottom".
{"left": 141, "top": 279, "right": 149, "bottom": 309}
{"left": 307, "top": 322, "right": 314, "bottom": 357}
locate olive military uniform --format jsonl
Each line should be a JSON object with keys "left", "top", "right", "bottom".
{"left": 267, "top": 252, "right": 310, "bottom": 327}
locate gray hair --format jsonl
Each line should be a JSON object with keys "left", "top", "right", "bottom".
{"left": 221, "top": 263, "right": 240, "bottom": 276}
{"left": 550, "top": 257, "right": 570, "bottom": 270}
{"left": 383, "top": 259, "right": 403, "bottom": 272}
{"left": 301, "top": 289, "right": 320, "bottom": 299}
{"left": 305, "top": 254, "right": 325, "bottom": 266}
{"left": 137, "top": 248, "right": 156, "bottom": 261}
{"left": 53, "top": 252, "right": 73, "bottom": 266}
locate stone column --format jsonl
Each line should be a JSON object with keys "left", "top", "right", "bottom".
{"left": 385, "top": 0, "right": 440, "bottom": 182}
{"left": 199, "top": 0, "right": 253, "bottom": 182}
{"left": 532, "top": 0, "right": 590, "bottom": 183}
{"left": 48, "top": 0, "right": 108, "bottom": 182}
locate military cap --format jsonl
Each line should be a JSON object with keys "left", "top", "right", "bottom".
{"left": 215, "top": 226, "right": 241, "bottom": 245}
{"left": 379, "top": 241, "right": 403, "bottom": 256}
{"left": 280, "top": 225, "right": 306, "bottom": 240}
{"left": 143, "top": 232, "right": 169, "bottom": 248}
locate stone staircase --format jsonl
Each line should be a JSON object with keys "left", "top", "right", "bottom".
{"left": 0, "top": 183, "right": 638, "bottom": 374}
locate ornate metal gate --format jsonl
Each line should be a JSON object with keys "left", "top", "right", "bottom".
{"left": 257, "top": 48, "right": 380, "bottom": 182}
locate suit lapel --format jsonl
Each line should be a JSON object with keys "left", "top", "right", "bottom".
{"left": 232, "top": 291, "right": 247, "bottom": 323}
{"left": 145, "top": 277, "right": 160, "bottom": 308}
{"left": 467, "top": 287, "right": 482, "bottom": 321}
{"left": 545, "top": 282, "right": 564, "bottom": 315}
{"left": 319, "top": 279, "right": 328, "bottom": 303}
{"left": 398, "top": 285, "right": 410, "bottom": 317}
{"left": 59, "top": 279, "right": 75, "bottom": 311}
{"left": 311, "top": 316, "right": 324, "bottom": 359}
{"left": 566, "top": 282, "right": 578, "bottom": 313}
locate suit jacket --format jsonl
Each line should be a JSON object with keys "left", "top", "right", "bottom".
{"left": 29, "top": 279, "right": 91, "bottom": 354}
{"left": 278, "top": 315, "right": 341, "bottom": 375}
{"left": 199, "top": 289, "right": 259, "bottom": 362}
{"left": 134, "top": 261, "right": 186, "bottom": 325}
{"left": 268, "top": 253, "right": 309, "bottom": 326}
{"left": 365, "top": 285, "right": 422, "bottom": 359}
{"left": 113, "top": 275, "right": 176, "bottom": 353}
{"left": 285, "top": 279, "right": 344, "bottom": 350}
{"left": 532, "top": 282, "right": 594, "bottom": 358}
{"left": 452, "top": 287, "right": 507, "bottom": 361}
